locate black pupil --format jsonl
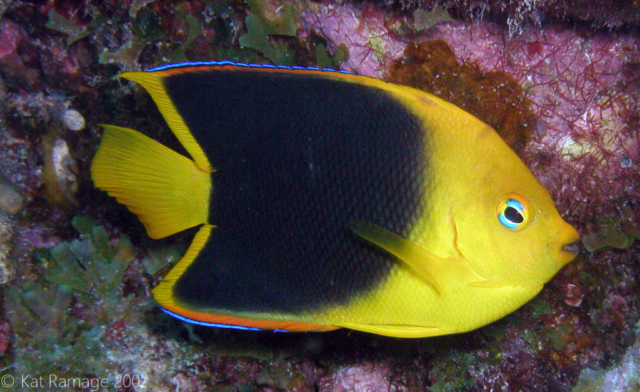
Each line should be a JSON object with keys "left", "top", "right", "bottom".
{"left": 505, "top": 206, "right": 524, "bottom": 223}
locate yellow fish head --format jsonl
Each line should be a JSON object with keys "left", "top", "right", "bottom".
{"left": 456, "top": 170, "right": 580, "bottom": 288}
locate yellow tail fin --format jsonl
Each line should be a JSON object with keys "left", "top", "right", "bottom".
{"left": 91, "top": 125, "right": 211, "bottom": 239}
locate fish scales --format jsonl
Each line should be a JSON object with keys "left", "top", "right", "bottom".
{"left": 91, "top": 62, "right": 580, "bottom": 337}
{"left": 165, "top": 69, "right": 428, "bottom": 313}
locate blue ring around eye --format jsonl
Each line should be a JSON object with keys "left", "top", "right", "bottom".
{"left": 499, "top": 213, "right": 519, "bottom": 229}
{"left": 506, "top": 199, "right": 524, "bottom": 212}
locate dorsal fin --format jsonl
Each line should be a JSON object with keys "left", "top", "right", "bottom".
{"left": 119, "top": 71, "right": 213, "bottom": 173}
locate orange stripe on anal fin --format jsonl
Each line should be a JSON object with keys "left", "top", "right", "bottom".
{"left": 158, "top": 302, "right": 340, "bottom": 332}
{"left": 152, "top": 224, "right": 339, "bottom": 332}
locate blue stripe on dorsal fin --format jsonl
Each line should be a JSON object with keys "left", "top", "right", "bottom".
{"left": 146, "top": 61, "right": 352, "bottom": 75}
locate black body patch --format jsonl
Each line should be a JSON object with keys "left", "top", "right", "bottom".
{"left": 165, "top": 68, "right": 428, "bottom": 313}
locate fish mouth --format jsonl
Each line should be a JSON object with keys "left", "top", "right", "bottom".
{"left": 559, "top": 240, "right": 580, "bottom": 265}
{"left": 557, "top": 224, "right": 580, "bottom": 267}
{"left": 562, "top": 241, "right": 580, "bottom": 254}
{"left": 555, "top": 222, "right": 580, "bottom": 268}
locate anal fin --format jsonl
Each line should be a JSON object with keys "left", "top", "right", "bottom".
{"left": 338, "top": 322, "right": 444, "bottom": 338}
{"left": 468, "top": 279, "right": 539, "bottom": 290}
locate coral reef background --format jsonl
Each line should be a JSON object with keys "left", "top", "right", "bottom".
{"left": 0, "top": 0, "right": 639, "bottom": 390}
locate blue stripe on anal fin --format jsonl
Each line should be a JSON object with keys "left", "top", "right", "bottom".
{"left": 160, "top": 308, "right": 268, "bottom": 331}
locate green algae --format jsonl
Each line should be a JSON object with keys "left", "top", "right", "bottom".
{"left": 45, "top": 11, "right": 90, "bottom": 46}
{"left": 548, "top": 323, "right": 572, "bottom": 351}
{"left": 429, "top": 350, "right": 476, "bottom": 391}
{"left": 583, "top": 226, "right": 634, "bottom": 252}
{"left": 142, "top": 245, "right": 181, "bottom": 275}
{"left": 4, "top": 217, "right": 140, "bottom": 377}
{"left": 368, "top": 36, "right": 386, "bottom": 64}
{"left": 315, "top": 43, "right": 348, "bottom": 69}
{"left": 239, "top": 0, "right": 298, "bottom": 65}
{"left": 0, "top": 213, "right": 15, "bottom": 285}
{"left": 0, "top": 0, "right": 10, "bottom": 20}
{"left": 582, "top": 206, "right": 640, "bottom": 252}
{"left": 45, "top": 5, "right": 158, "bottom": 70}
{"left": 8, "top": 216, "right": 136, "bottom": 316}
{"left": 172, "top": 13, "right": 202, "bottom": 63}
{"left": 413, "top": 7, "right": 453, "bottom": 31}
{"left": 214, "top": 385, "right": 255, "bottom": 392}
{"left": 245, "top": 0, "right": 297, "bottom": 36}
{"left": 527, "top": 297, "right": 553, "bottom": 319}
{"left": 99, "top": 28, "right": 156, "bottom": 71}
{"left": 99, "top": 2, "right": 163, "bottom": 69}
{"left": 214, "top": 47, "right": 260, "bottom": 65}
{"left": 46, "top": 10, "right": 107, "bottom": 47}
{"left": 45, "top": 217, "right": 135, "bottom": 307}
{"left": 132, "top": 6, "right": 162, "bottom": 38}
{"left": 240, "top": 15, "right": 293, "bottom": 65}
{"left": 130, "top": 0, "right": 159, "bottom": 19}
{"left": 6, "top": 281, "right": 73, "bottom": 340}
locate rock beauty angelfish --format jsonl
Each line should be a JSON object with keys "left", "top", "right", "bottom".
{"left": 91, "top": 62, "right": 580, "bottom": 338}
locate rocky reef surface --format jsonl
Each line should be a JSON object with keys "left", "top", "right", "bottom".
{"left": 0, "top": 0, "right": 638, "bottom": 390}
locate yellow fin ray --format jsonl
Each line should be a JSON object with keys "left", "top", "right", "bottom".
{"left": 118, "top": 71, "right": 213, "bottom": 172}
{"left": 91, "top": 125, "right": 211, "bottom": 239}
{"left": 468, "top": 279, "right": 541, "bottom": 290}
{"left": 338, "top": 322, "right": 444, "bottom": 338}
{"left": 350, "top": 221, "right": 445, "bottom": 294}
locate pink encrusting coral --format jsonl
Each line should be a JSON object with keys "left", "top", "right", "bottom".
{"left": 322, "top": 361, "right": 391, "bottom": 392}
{"left": 427, "top": 23, "right": 640, "bottom": 222}
{"left": 301, "top": 4, "right": 640, "bottom": 389}
{"left": 1, "top": 0, "right": 639, "bottom": 390}
{"left": 302, "top": 4, "right": 640, "bottom": 226}
{"left": 301, "top": 4, "right": 408, "bottom": 77}
{"left": 0, "top": 20, "right": 24, "bottom": 72}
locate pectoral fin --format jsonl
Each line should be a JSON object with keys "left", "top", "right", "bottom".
{"left": 350, "top": 221, "right": 446, "bottom": 294}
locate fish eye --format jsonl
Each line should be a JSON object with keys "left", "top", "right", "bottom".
{"left": 497, "top": 194, "right": 534, "bottom": 231}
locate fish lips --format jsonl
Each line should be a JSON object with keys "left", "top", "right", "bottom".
{"left": 556, "top": 222, "right": 581, "bottom": 267}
